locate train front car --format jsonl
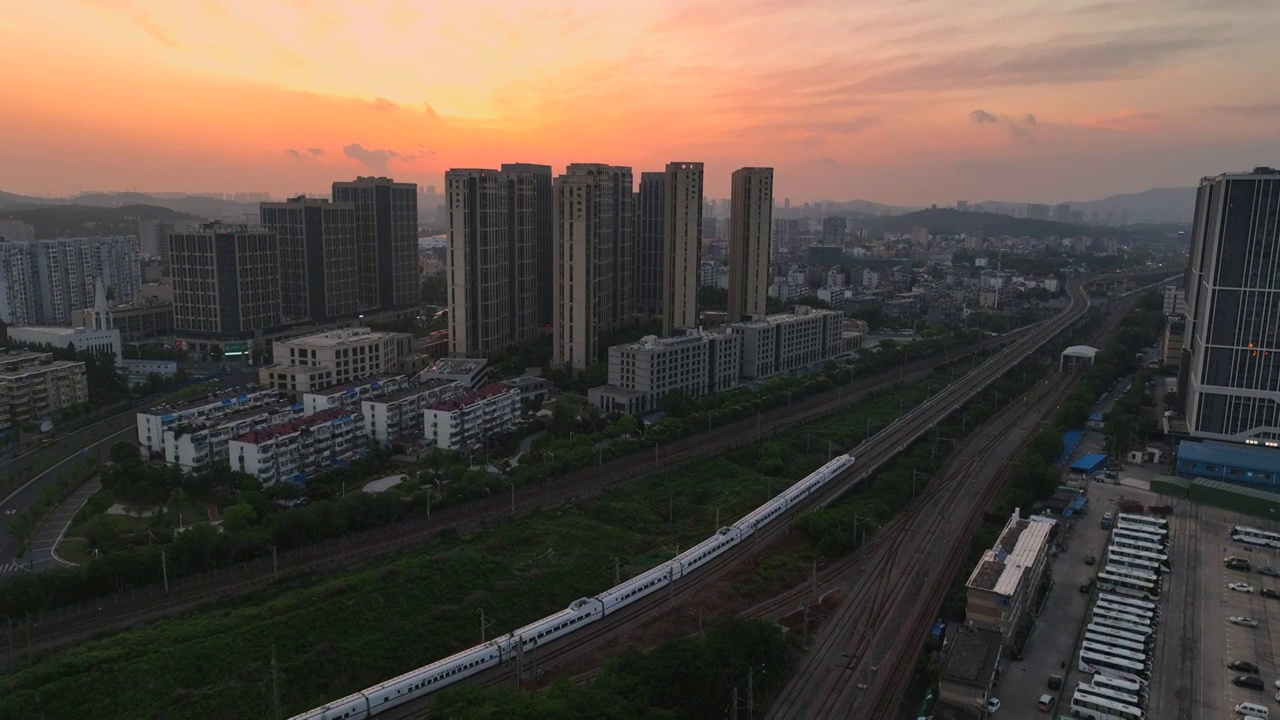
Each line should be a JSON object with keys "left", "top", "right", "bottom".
{"left": 286, "top": 692, "right": 368, "bottom": 720}
{"left": 502, "top": 598, "right": 604, "bottom": 662}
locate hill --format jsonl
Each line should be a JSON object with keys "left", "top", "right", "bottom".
{"left": 1063, "top": 186, "right": 1196, "bottom": 224}
{"left": 0, "top": 204, "right": 198, "bottom": 238}
{"left": 0, "top": 190, "right": 255, "bottom": 219}
{"left": 857, "top": 208, "right": 1110, "bottom": 238}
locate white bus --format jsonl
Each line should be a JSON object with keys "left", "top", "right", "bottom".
{"left": 1096, "top": 571, "right": 1159, "bottom": 600}
{"left": 1230, "top": 525, "right": 1280, "bottom": 549}
{"left": 1108, "top": 545, "right": 1171, "bottom": 573}
{"left": 1091, "top": 674, "right": 1146, "bottom": 698}
{"left": 1115, "top": 521, "right": 1166, "bottom": 539}
{"left": 1071, "top": 687, "right": 1146, "bottom": 720}
{"left": 1087, "top": 623, "right": 1153, "bottom": 647}
{"left": 1106, "top": 550, "right": 1164, "bottom": 575}
{"left": 1118, "top": 514, "right": 1167, "bottom": 531}
{"left": 1099, "top": 593, "right": 1158, "bottom": 612}
{"left": 1095, "top": 601, "right": 1157, "bottom": 622}
{"left": 1114, "top": 525, "right": 1166, "bottom": 541}
{"left": 1085, "top": 631, "right": 1148, "bottom": 654}
{"left": 1104, "top": 564, "right": 1161, "bottom": 585}
{"left": 1112, "top": 535, "right": 1166, "bottom": 554}
{"left": 1079, "top": 650, "right": 1150, "bottom": 685}
{"left": 1091, "top": 615, "right": 1154, "bottom": 637}
{"left": 1081, "top": 640, "right": 1151, "bottom": 664}
{"left": 1112, "top": 529, "right": 1166, "bottom": 549}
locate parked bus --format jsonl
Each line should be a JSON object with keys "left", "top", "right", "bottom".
{"left": 1090, "top": 675, "right": 1148, "bottom": 704}
{"left": 1108, "top": 544, "right": 1171, "bottom": 573}
{"left": 1071, "top": 686, "right": 1146, "bottom": 720}
{"left": 1118, "top": 514, "right": 1168, "bottom": 531}
{"left": 1098, "top": 593, "right": 1158, "bottom": 612}
{"left": 1091, "top": 615, "right": 1154, "bottom": 637}
{"left": 1229, "top": 525, "right": 1280, "bottom": 549}
{"left": 1106, "top": 553, "right": 1165, "bottom": 577}
{"left": 1079, "top": 649, "right": 1150, "bottom": 685}
{"left": 1081, "top": 640, "right": 1150, "bottom": 664}
{"left": 1113, "top": 528, "right": 1167, "bottom": 548}
{"left": 1112, "top": 535, "right": 1166, "bottom": 554}
{"left": 1085, "top": 631, "right": 1148, "bottom": 654}
{"left": 1115, "top": 521, "right": 1166, "bottom": 539}
{"left": 1095, "top": 600, "right": 1157, "bottom": 621}
{"left": 1104, "top": 564, "right": 1161, "bottom": 586}
{"left": 1087, "top": 623, "right": 1153, "bottom": 647}
{"left": 1095, "top": 571, "right": 1159, "bottom": 600}
{"left": 1093, "top": 610, "right": 1154, "bottom": 632}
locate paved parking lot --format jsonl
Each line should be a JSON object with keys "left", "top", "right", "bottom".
{"left": 996, "top": 478, "right": 1165, "bottom": 715}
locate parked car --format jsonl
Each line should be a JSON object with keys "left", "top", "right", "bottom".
{"left": 1231, "top": 661, "right": 1261, "bottom": 673}
{"left": 1262, "top": 589, "right": 1280, "bottom": 600}
{"left": 986, "top": 697, "right": 1001, "bottom": 714}
{"left": 1231, "top": 616, "right": 1260, "bottom": 628}
{"left": 1047, "top": 674, "right": 1062, "bottom": 691}
{"left": 1085, "top": 555, "right": 1096, "bottom": 566}
{"left": 1229, "top": 582, "right": 1256, "bottom": 593}
{"left": 1227, "top": 557, "right": 1252, "bottom": 571}
{"left": 1260, "top": 566, "right": 1280, "bottom": 577}
{"left": 1233, "top": 675, "right": 1265, "bottom": 691}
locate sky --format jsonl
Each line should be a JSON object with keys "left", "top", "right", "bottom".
{"left": 2, "top": 0, "right": 1279, "bottom": 205}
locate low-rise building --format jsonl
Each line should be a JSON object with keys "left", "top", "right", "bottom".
{"left": 964, "top": 509, "right": 1057, "bottom": 652}
{"left": 417, "top": 357, "right": 489, "bottom": 391}
{"left": 258, "top": 326, "right": 414, "bottom": 396}
{"left": 72, "top": 295, "right": 173, "bottom": 343}
{"left": 588, "top": 331, "right": 741, "bottom": 416}
{"left": 162, "top": 402, "right": 305, "bottom": 473}
{"left": 422, "top": 383, "right": 519, "bottom": 451}
{"left": 936, "top": 626, "right": 1003, "bottom": 717}
{"left": 729, "top": 305, "right": 841, "bottom": 380}
{"left": 6, "top": 325, "right": 123, "bottom": 365}
{"left": 229, "top": 408, "right": 366, "bottom": 485}
{"left": 499, "top": 375, "right": 552, "bottom": 404}
{"left": 136, "top": 385, "right": 283, "bottom": 458}
{"left": 122, "top": 359, "right": 179, "bottom": 378}
{"left": 362, "top": 379, "right": 464, "bottom": 449}
{"left": 0, "top": 351, "right": 88, "bottom": 431}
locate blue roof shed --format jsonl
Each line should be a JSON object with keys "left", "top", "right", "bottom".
{"left": 1177, "top": 439, "right": 1280, "bottom": 489}
{"left": 1070, "top": 453, "right": 1108, "bottom": 476}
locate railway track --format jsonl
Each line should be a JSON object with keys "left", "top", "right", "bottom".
{"left": 1, "top": 330, "right": 1024, "bottom": 658}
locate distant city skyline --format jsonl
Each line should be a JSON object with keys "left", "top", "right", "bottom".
{"left": 3, "top": 0, "right": 1279, "bottom": 204}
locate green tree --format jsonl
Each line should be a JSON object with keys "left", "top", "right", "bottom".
{"left": 220, "top": 503, "right": 257, "bottom": 533}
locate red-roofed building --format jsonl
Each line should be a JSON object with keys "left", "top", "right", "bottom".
{"left": 422, "top": 382, "right": 519, "bottom": 451}
{"left": 228, "top": 408, "right": 366, "bottom": 485}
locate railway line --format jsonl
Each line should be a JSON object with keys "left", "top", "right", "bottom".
{"left": 767, "top": 284, "right": 1151, "bottom": 720}
{"left": 1, "top": 328, "right": 1023, "bottom": 659}
{"left": 318, "top": 276, "right": 1105, "bottom": 719}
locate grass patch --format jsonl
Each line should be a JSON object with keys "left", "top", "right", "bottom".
{"left": 54, "top": 537, "right": 93, "bottom": 566}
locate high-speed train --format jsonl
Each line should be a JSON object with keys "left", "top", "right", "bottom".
{"left": 290, "top": 450, "right": 858, "bottom": 720}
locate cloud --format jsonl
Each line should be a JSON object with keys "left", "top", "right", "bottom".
{"left": 970, "top": 109, "right": 999, "bottom": 124}
{"left": 1078, "top": 110, "right": 1163, "bottom": 132}
{"left": 341, "top": 143, "right": 434, "bottom": 171}
{"left": 1024, "top": 114, "right": 1038, "bottom": 126}
{"left": 79, "top": 0, "right": 182, "bottom": 49}
{"left": 1209, "top": 102, "right": 1280, "bottom": 119}
{"left": 367, "top": 98, "right": 398, "bottom": 112}
{"left": 809, "top": 157, "right": 842, "bottom": 167}
{"left": 284, "top": 149, "right": 302, "bottom": 158}
{"left": 307, "top": 147, "right": 324, "bottom": 156}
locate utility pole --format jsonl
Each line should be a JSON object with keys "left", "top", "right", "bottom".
{"left": 161, "top": 550, "right": 169, "bottom": 593}
{"left": 270, "top": 644, "right": 281, "bottom": 720}
{"left": 614, "top": 557, "right": 621, "bottom": 585}
{"left": 810, "top": 560, "right": 818, "bottom": 599}
{"left": 747, "top": 666, "right": 754, "bottom": 716}
{"left": 732, "top": 687, "right": 739, "bottom": 719}
{"left": 715, "top": 506, "right": 720, "bottom": 530}
{"left": 478, "top": 608, "right": 491, "bottom": 643}
{"left": 668, "top": 493, "right": 673, "bottom": 525}
{"left": 268, "top": 543, "right": 278, "bottom": 579}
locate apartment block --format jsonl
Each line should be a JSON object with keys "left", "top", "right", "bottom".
{"left": 730, "top": 305, "right": 842, "bottom": 380}
{"left": 553, "top": 163, "right": 635, "bottom": 369}
{"left": 229, "top": 408, "right": 366, "bottom": 485}
{"left": 160, "top": 402, "right": 304, "bottom": 473}
{"left": 259, "top": 196, "right": 360, "bottom": 322}
{"left": 169, "top": 223, "right": 282, "bottom": 354}
{"left": 72, "top": 296, "right": 173, "bottom": 342}
{"left": 362, "top": 378, "right": 464, "bottom": 448}
{"left": 136, "top": 219, "right": 176, "bottom": 260}
{"left": 258, "top": 326, "right": 414, "bottom": 396}
{"left": 136, "top": 386, "right": 284, "bottom": 457}
{"left": 445, "top": 168, "right": 539, "bottom": 357}
{"left": 662, "top": 162, "right": 703, "bottom": 334}
{"left": 422, "top": 383, "right": 519, "bottom": 451}
{"left": 634, "top": 172, "right": 666, "bottom": 319}
{"left": 21, "top": 236, "right": 142, "bottom": 325}
{"left": 332, "top": 176, "right": 419, "bottom": 311}
{"left": 0, "top": 239, "right": 37, "bottom": 326}
{"left": 0, "top": 351, "right": 88, "bottom": 431}
{"left": 728, "top": 167, "right": 774, "bottom": 323}
{"left": 501, "top": 163, "right": 555, "bottom": 328}
{"left": 7, "top": 325, "right": 122, "bottom": 364}
{"left": 964, "top": 509, "right": 1056, "bottom": 652}
{"left": 588, "top": 330, "right": 741, "bottom": 416}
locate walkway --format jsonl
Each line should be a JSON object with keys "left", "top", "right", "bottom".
{"left": 31, "top": 478, "right": 101, "bottom": 568}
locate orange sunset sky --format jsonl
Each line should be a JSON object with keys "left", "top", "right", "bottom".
{"left": 2, "top": 0, "right": 1278, "bottom": 204}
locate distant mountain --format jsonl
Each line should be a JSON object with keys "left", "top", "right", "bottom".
{"left": 0, "top": 190, "right": 255, "bottom": 219}
{"left": 858, "top": 208, "right": 1109, "bottom": 238}
{"left": 0, "top": 204, "right": 198, "bottom": 238}
{"left": 1063, "top": 186, "right": 1196, "bottom": 224}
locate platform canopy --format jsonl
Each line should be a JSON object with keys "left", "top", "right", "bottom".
{"left": 1059, "top": 345, "right": 1099, "bottom": 371}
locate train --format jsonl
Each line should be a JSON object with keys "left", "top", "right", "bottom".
{"left": 289, "top": 450, "right": 858, "bottom": 720}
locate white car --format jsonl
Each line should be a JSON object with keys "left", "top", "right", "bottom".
{"left": 1230, "top": 582, "right": 1256, "bottom": 593}
{"left": 1231, "top": 616, "right": 1260, "bottom": 628}
{"left": 986, "top": 697, "right": 1001, "bottom": 713}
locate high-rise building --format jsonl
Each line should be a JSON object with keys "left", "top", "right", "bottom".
{"left": 662, "top": 162, "right": 703, "bottom": 334}
{"left": 0, "top": 240, "right": 36, "bottom": 326}
{"left": 444, "top": 168, "right": 539, "bottom": 357}
{"left": 553, "top": 163, "right": 635, "bottom": 369}
{"left": 635, "top": 172, "right": 666, "bottom": 319}
{"left": 501, "top": 163, "right": 554, "bottom": 328}
{"left": 137, "top": 219, "right": 176, "bottom": 260}
{"left": 169, "top": 223, "right": 282, "bottom": 352}
{"left": 1182, "top": 167, "right": 1280, "bottom": 442}
{"left": 332, "top": 176, "right": 418, "bottom": 311}
{"left": 1054, "top": 203, "right": 1072, "bottom": 222}
{"left": 0, "top": 220, "right": 35, "bottom": 244}
{"left": 259, "top": 196, "right": 359, "bottom": 322}
{"left": 822, "top": 216, "right": 848, "bottom": 245}
{"left": 30, "top": 236, "right": 141, "bottom": 325}
{"left": 1026, "top": 203, "right": 1051, "bottom": 220}
{"left": 728, "top": 167, "right": 774, "bottom": 323}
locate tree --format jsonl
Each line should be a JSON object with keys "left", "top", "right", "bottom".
{"left": 109, "top": 441, "right": 140, "bottom": 466}
{"left": 220, "top": 503, "right": 257, "bottom": 533}
{"left": 6, "top": 512, "right": 34, "bottom": 554}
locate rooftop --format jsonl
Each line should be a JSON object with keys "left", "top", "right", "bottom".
{"left": 307, "top": 375, "right": 410, "bottom": 398}
{"left": 430, "top": 382, "right": 515, "bottom": 412}
{"left": 277, "top": 327, "right": 397, "bottom": 348}
{"left": 365, "top": 378, "right": 460, "bottom": 404}
{"left": 232, "top": 408, "right": 354, "bottom": 445}
{"left": 144, "top": 384, "right": 274, "bottom": 416}
{"left": 7, "top": 325, "right": 115, "bottom": 337}
{"left": 1179, "top": 439, "right": 1280, "bottom": 470}
{"left": 967, "top": 510, "right": 1057, "bottom": 595}
{"left": 423, "top": 357, "right": 487, "bottom": 375}
{"left": 939, "top": 626, "right": 1002, "bottom": 688}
